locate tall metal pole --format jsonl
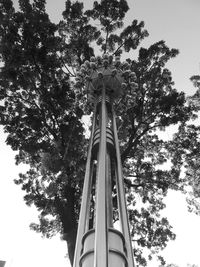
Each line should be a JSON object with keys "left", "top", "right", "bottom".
{"left": 73, "top": 55, "right": 136, "bottom": 267}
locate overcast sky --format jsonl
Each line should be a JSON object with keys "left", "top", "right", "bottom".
{"left": 1, "top": 0, "right": 200, "bottom": 266}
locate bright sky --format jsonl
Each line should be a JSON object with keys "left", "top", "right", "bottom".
{"left": 1, "top": 0, "right": 200, "bottom": 266}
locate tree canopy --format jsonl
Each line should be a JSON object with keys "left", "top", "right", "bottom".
{"left": 0, "top": 0, "right": 199, "bottom": 266}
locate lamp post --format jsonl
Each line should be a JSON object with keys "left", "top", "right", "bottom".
{"left": 73, "top": 54, "right": 136, "bottom": 267}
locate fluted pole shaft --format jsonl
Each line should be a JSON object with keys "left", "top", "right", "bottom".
{"left": 94, "top": 86, "right": 108, "bottom": 267}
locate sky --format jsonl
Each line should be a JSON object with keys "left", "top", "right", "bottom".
{"left": 1, "top": 0, "right": 200, "bottom": 266}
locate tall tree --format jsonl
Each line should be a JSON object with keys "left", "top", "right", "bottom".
{"left": 0, "top": 0, "right": 196, "bottom": 265}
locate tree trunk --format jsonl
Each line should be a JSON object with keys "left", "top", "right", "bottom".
{"left": 63, "top": 227, "right": 77, "bottom": 266}
{"left": 55, "top": 185, "right": 78, "bottom": 266}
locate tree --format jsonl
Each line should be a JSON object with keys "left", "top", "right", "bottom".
{"left": 0, "top": 0, "right": 196, "bottom": 265}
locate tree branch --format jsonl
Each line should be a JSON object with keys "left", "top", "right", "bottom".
{"left": 59, "top": 57, "right": 76, "bottom": 77}
{"left": 112, "top": 33, "right": 133, "bottom": 56}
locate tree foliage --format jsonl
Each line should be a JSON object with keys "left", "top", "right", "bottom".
{"left": 187, "top": 75, "right": 200, "bottom": 108}
{"left": 0, "top": 0, "right": 197, "bottom": 266}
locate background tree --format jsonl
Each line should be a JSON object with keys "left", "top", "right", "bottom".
{"left": 0, "top": 0, "right": 196, "bottom": 265}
